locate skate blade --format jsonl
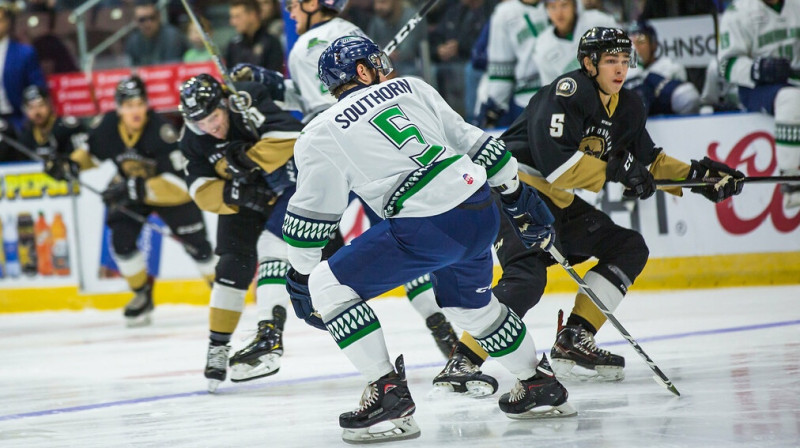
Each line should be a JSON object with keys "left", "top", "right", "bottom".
{"left": 504, "top": 402, "right": 577, "bottom": 420}
{"left": 551, "top": 359, "right": 624, "bottom": 382}
{"left": 207, "top": 379, "right": 222, "bottom": 393}
{"left": 125, "top": 311, "right": 152, "bottom": 328}
{"left": 431, "top": 380, "right": 496, "bottom": 398}
{"left": 342, "top": 416, "right": 421, "bottom": 444}
{"left": 230, "top": 353, "right": 281, "bottom": 382}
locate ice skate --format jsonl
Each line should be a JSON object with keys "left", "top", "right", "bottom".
{"left": 205, "top": 343, "right": 230, "bottom": 393}
{"left": 229, "top": 317, "right": 283, "bottom": 382}
{"left": 123, "top": 279, "right": 154, "bottom": 327}
{"left": 499, "top": 355, "right": 576, "bottom": 419}
{"left": 550, "top": 311, "right": 625, "bottom": 381}
{"left": 425, "top": 312, "right": 458, "bottom": 358}
{"left": 432, "top": 352, "right": 498, "bottom": 397}
{"left": 340, "top": 355, "right": 421, "bottom": 444}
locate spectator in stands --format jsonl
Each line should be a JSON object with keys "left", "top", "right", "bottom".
{"left": 624, "top": 20, "right": 699, "bottom": 115}
{"left": 258, "top": 0, "right": 285, "bottom": 42}
{"left": 183, "top": 16, "right": 213, "bottom": 63}
{"left": 0, "top": 3, "right": 47, "bottom": 130}
{"left": 226, "top": 0, "right": 283, "bottom": 72}
{"left": 125, "top": 0, "right": 187, "bottom": 66}
{"left": 368, "top": 0, "right": 425, "bottom": 77}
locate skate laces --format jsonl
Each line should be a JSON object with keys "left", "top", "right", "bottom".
{"left": 579, "top": 329, "right": 610, "bottom": 356}
{"left": 452, "top": 355, "right": 480, "bottom": 374}
{"left": 207, "top": 345, "right": 229, "bottom": 370}
{"left": 356, "top": 383, "right": 380, "bottom": 413}
{"left": 508, "top": 380, "right": 526, "bottom": 403}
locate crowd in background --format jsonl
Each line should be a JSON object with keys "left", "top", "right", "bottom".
{"left": 0, "top": 0, "right": 745, "bottom": 163}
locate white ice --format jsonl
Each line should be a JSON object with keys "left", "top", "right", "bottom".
{"left": 2, "top": 285, "right": 799, "bottom": 448}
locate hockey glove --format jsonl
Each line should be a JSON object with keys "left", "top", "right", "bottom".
{"left": 751, "top": 56, "right": 791, "bottom": 85}
{"left": 606, "top": 150, "right": 656, "bottom": 200}
{"left": 500, "top": 183, "right": 555, "bottom": 250}
{"left": 230, "top": 63, "right": 286, "bottom": 102}
{"left": 224, "top": 141, "right": 261, "bottom": 179}
{"left": 286, "top": 267, "right": 326, "bottom": 331}
{"left": 101, "top": 177, "right": 146, "bottom": 206}
{"left": 44, "top": 155, "right": 80, "bottom": 182}
{"left": 687, "top": 157, "right": 745, "bottom": 203}
{"left": 475, "top": 98, "right": 506, "bottom": 128}
{"left": 222, "top": 178, "right": 276, "bottom": 215}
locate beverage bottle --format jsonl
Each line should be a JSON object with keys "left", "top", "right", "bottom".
{"left": 35, "top": 211, "right": 54, "bottom": 276}
{"left": 51, "top": 212, "right": 70, "bottom": 276}
{"left": 17, "top": 212, "right": 38, "bottom": 277}
{"left": 3, "top": 215, "right": 21, "bottom": 278}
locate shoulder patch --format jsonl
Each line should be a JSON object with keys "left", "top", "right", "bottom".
{"left": 555, "top": 77, "right": 577, "bottom": 97}
{"left": 160, "top": 124, "right": 178, "bottom": 144}
{"left": 62, "top": 116, "right": 79, "bottom": 128}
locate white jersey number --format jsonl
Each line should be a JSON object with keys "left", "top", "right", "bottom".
{"left": 549, "top": 113, "right": 565, "bottom": 137}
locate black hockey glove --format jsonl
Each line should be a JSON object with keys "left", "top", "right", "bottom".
{"left": 475, "top": 98, "right": 506, "bottom": 128}
{"left": 606, "top": 150, "right": 656, "bottom": 200}
{"left": 500, "top": 183, "right": 555, "bottom": 250}
{"left": 224, "top": 141, "right": 261, "bottom": 179}
{"left": 44, "top": 155, "right": 80, "bottom": 182}
{"left": 751, "top": 56, "right": 791, "bottom": 85}
{"left": 230, "top": 63, "right": 286, "bottom": 102}
{"left": 687, "top": 157, "right": 745, "bottom": 203}
{"left": 101, "top": 177, "right": 146, "bottom": 206}
{"left": 222, "top": 178, "right": 275, "bottom": 215}
{"left": 286, "top": 267, "right": 326, "bottom": 331}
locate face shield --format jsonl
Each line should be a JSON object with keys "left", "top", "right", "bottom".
{"left": 368, "top": 51, "right": 394, "bottom": 78}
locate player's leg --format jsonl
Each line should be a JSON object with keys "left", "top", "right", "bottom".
{"left": 106, "top": 205, "right": 152, "bottom": 327}
{"left": 156, "top": 202, "right": 215, "bottom": 286}
{"left": 774, "top": 87, "right": 800, "bottom": 208}
{"left": 551, "top": 196, "right": 648, "bottom": 381}
{"left": 204, "top": 209, "right": 265, "bottom": 392}
{"left": 404, "top": 275, "right": 458, "bottom": 358}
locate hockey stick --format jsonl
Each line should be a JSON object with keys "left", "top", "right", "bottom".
{"left": 178, "top": 0, "right": 260, "bottom": 139}
{"left": 382, "top": 0, "right": 441, "bottom": 56}
{"left": 0, "top": 132, "right": 202, "bottom": 257}
{"left": 546, "top": 245, "right": 681, "bottom": 397}
{"left": 656, "top": 175, "right": 800, "bottom": 188}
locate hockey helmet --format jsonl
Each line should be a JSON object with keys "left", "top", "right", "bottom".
{"left": 628, "top": 20, "right": 657, "bottom": 43}
{"left": 115, "top": 75, "right": 148, "bottom": 105}
{"left": 179, "top": 74, "right": 226, "bottom": 122}
{"left": 577, "top": 27, "right": 636, "bottom": 72}
{"left": 284, "top": 0, "right": 347, "bottom": 13}
{"left": 22, "top": 85, "right": 49, "bottom": 106}
{"left": 318, "top": 35, "right": 393, "bottom": 92}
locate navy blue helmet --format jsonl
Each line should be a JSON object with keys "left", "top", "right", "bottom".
{"left": 318, "top": 35, "right": 393, "bottom": 92}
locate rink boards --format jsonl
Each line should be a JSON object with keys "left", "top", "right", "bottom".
{"left": 1, "top": 112, "right": 798, "bottom": 312}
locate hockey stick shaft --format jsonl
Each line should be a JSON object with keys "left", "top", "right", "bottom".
{"left": 0, "top": 132, "right": 202, "bottom": 256}
{"left": 656, "top": 175, "right": 800, "bottom": 188}
{"left": 383, "top": 0, "right": 441, "bottom": 56}
{"left": 178, "top": 0, "right": 259, "bottom": 139}
{"left": 546, "top": 245, "right": 681, "bottom": 397}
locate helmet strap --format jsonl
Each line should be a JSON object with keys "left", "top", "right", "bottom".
{"left": 300, "top": 0, "right": 319, "bottom": 33}
{"left": 583, "top": 53, "right": 611, "bottom": 96}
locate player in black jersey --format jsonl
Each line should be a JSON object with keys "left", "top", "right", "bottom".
{"left": 434, "top": 27, "right": 746, "bottom": 390}
{"left": 44, "top": 76, "right": 216, "bottom": 327}
{"left": 179, "top": 74, "right": 321, "bottom": 392}
{"left": 18, "top": 86, "right": 88, "bottom": 171}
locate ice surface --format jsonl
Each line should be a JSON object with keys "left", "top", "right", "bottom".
{"left": 1, "top": 285, "right": 799, "bottom": 447}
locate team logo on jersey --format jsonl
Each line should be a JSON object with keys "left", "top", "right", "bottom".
{"left": 463, "top": 173, "right": 474, "bottom": 185}
{"left": 579, "top": 135, "right": 606, "bottom": 158}
{"left": 160, "top": 124, "right": 178, "bottom": 144}
{"left": 555, "top": 78, "right": 577, "bottom": 97}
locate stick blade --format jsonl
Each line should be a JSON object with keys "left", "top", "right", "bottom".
{"left": 652, "top": 375, "right": 681, "bottom": 397}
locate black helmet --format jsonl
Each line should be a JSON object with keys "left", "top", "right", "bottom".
{"left": 22, "top": 85, "right": 49, "bottom": 106}
{"left": 115, "top": 76, "right": 148, "bottom": 105}
{"left": 577, "top": 27, "right": 635, "bottom": 73}
{"left": 179, "top": 74, "right": 225, "bottom": 122}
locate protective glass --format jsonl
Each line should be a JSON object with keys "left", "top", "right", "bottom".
{"left": 368, "top": 52, "right": 394, "bottom": 77}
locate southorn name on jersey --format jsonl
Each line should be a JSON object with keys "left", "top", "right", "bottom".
{"left": 334, "top": 79, "right": 414, "bottom": 129}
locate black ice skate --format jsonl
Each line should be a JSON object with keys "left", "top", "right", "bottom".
{"left": 205, "top": 343, "right": 231, "bottom": 393}
{"left": 340, "top": 355, "right": 421, "bottom": 444}
{"left": 432, "top": 352, "right": 499, "bottom": 397}
{"left": 123, "top": 277, "right": 154, "bottom": 327}
{"left": 229, "top": 307, "right": 285, "bottom": 382}
{"left": 425, "top": 312, "right": 458, "bottom": 358}
{"left": 550, "top": 310, "right": 625, "bottom": 381}
{"left": 499, "top": 355, "right": 576, "bottom": 419}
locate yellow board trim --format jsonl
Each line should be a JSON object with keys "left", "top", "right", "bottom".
{"left": 2, "top": 252, "right": 799, "bottom": 313}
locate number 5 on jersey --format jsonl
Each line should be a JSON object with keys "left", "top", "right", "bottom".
{"left": 550, "top": 113, "right": 564, "bottom": 138}
{"left": 370, "top": 105, "right": 445, "bottom": 167}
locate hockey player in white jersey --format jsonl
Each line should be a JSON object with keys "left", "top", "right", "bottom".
{"left": 476, "top": 0, "right": 548, "bottom": 128}
{"left": 625, "top": 20, "right": 700, "bottom": 115}
{"left": 533, "top": 0, "right": 618, "bottom": 86}
{"left": 718, "top": 0, "right": 800, "bottom": 207}
{"left": 283, "top": 35, "right": 575, "bottom": 443}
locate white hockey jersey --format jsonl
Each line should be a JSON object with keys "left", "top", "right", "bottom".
{"left": 718, "top": 0, "right": 800, "bottom": 89}
{"left": 533, "top": 10, "right": 619, "bottom": 86}
{"left": 287, "top": 18, "right": 366, "bottom": 121}
{"left": 283, "top": 77, "right": 518, "bottom": 273}
{"left": 626, "top": 56, "right": 688, "bottom": 82}
{"left": 486, "top": 0, "right": 549, "bottom": 108}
